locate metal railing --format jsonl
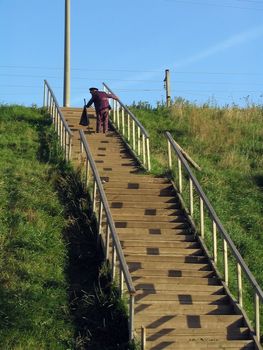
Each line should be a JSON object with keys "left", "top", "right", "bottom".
{"left": 79, "top": 129, "right": 136, "bottom": 341}
{"left": 43, "top": 80, "right": 73, "bottom": 161}
{"left": 103, "top": 83, "right": 151, "bottom": 171}
{"left": 166, "top": 131, "right": 263, "bottom": 345}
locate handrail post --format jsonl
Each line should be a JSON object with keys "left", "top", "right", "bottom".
{"left": 255, "top": 292, "right": 260, "bottom": 341}
{"left": 119, "top": 269, "right": 124, "bottom": 295}
{"left": 237, "top": 263, "right": 243, "bottom": 307}
{"left": 87, "top": 160, "right": 90, "bottom": 185}
{"left": 54, "top": 109, "right": 57, "bottom": 132}
{"left": 48, "top": 90, "right": 51, "bottom": 112}
{"left": 212, "top": 221, "right": 217, "bottom": 264}
{"left": 112, "top": 243, "right": 116, "bottom": 280}
{"left": 105, "top": 223, "right": 110, "bottom": 260}
{"left": 141, "top": 326, "right": 146, "bottom": 350}
{"left": 132, "top": 120, "right": 135, "bottom": 150}
{"left": 117, "top": 102, "right": 120, "bottom": 130}
{"left": 65, "top": 132, "right": 69, "bottom": 161}
{"left": 128, "top": 115, "right": 131, "bottom": 141}
{"left": 64, "top": 129, "right": 66, "bottom": 154}
{"left": 60, "top": 120, "right": 63, "bottom": 146}
{"left": 129, "top": 293, "right": 135, "bottom": 341}
{"left": 137, "top": 127, "right": 141, "bottom": 156}
{"left": 189, "top": 178, "right": 194, "bottom": 217}
{"left": 142, "top": 134, "right": 146, "bottom": 166}
{"left": 113, "top": 99, "right": 116, "bottom": 123}
{"left": 178, "top": 158, "right": 182, "bottom": 193}
{"left": 146, "top": 138, "right": 151, "bottom": 171}
{"left": 68, "top": 135, "right": 72, "bottom": 160}
{"left": 98, "top": 200, "right": 103, "bottom": 234}
{"left": 122, "top": 107, "right": 125, "bottom": 135}
{"left": 200, "top": 197, "right": 204, "bottom": 239}
{"left": 168, "top": 139, "right": 172, "bottom": 169}
{"left": 92, "top": 180, "right": 97, "bottom": 212}
{"left": 43, "top": 81, "right": 46, "bottom": 108}
{"left": 223, "top": 239, "right": 229, "bottom": 286}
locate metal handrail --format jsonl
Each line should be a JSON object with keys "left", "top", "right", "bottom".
{"left": 43, "top": 80, "right": 73, "bottom": 160}
{"left": 166, "top": 131, "right": 263, "bottom": 342}
{"left": 79, "top": 129, "right": 136, "bottom": 340}
{"left": 103, "top": 82, "right": 151, "bottom": 171}
{"left": 103, "top": 83, "right": 149, "bottom": 138}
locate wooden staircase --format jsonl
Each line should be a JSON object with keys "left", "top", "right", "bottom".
{"left": 61, "top": 107, "right": 257, "bottom": 350}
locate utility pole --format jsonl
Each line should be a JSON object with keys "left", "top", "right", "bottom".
{"left": 63, "top": 0, "right": 70, "bottom": 107}
{"left": 164, "top": 69, "right": 171, "bottom": 107}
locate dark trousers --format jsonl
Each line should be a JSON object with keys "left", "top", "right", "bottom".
{"left": 96, "top": 108, "right": 109, "bottom": 133}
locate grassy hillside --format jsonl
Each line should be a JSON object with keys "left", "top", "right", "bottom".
{"left": 130, "top": 101, "right": 263, "bottom": 291}
{"left": 0, "top": 105, "right": 132, "bottom": 350}
{"left": 0, "top": 105, "right": 74, "bottom": 349}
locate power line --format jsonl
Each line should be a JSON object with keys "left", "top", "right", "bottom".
{"left": 0, "top": 74, "right": 162, "bottom": 82}
{"left": 1, "top": 82, "right": 262, "bottom": 93}
{"left": 174, "top": 70, "right": 263, "bottom": 76}
{"left": 0, "top": 65, "right": 161, "bottom": 74}
{"left": 1, "top": 65, "right": 263, "bottom": 76}
{"left": 1, "top": 79, "right": 263, "bottom": 88}
{"left": 171, "top": 80, "right": 263, "bottom": 86}
{"left": 1, "top": 74, "right": 263, "bottom": 87}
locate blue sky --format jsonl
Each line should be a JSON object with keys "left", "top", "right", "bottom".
{"left": 1, "top": 0, "right": 263, "bottom": 107}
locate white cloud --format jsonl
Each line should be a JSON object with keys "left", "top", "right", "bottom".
{"left": 114, "top": 24, "right": 263, "bottom": 89}
{"left": 175, "top": 24, "right": 263, "bottom": 68}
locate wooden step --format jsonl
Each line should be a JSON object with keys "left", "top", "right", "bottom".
{"left": 134, "top": 314, "right": 244, "bottom": 329}
{"left": 132, "top": 282, "right": 224, "bottom": 294}
{"left": 114, "top": 221, "right": 189, "bottom": 229}
{"left": 125, "top": 253, "right": 208, "bottom": 263}
{"left": 121, "top": 240, "right": 200, "bottom": 249}
{"left": 95, "top": 155, "right": 135, "bottom": 161}
{"left": 112, "top": 214, "right": 186, "bottom": 223}
{"left": 105, "top": 187, "right": 175, "bottom": 196}
{"left": 130, "top": 268, "right": 214, "bottom": 278}
{"left": 106, "top": 194, "right": 178, "bottom": 203}
{"left": 135, "top": 292, "right": 229, "bottom": 304}
{"left": 141, "top": 339, "right": 254, "bottom": 350}
{"left": 111, "top": 208, "right": 183, "bottom": 216}
{"left": 134, "top": 303, "right": 233, "bottom": 316}
{"left": 97, "top": 168, "right": 142, "bottom": 175}
{"left": 109, "top": 201, "right": 180, "bottom": 209}
{"left": 128, "top": 261, "right": 211, "bottom": 271}
{"left": 104, "top": 181, "right": 171, "bottom": 189}
{"left": 104, "top": 176, "right": 169, "bottom": 184}
{"left": 116, "top": 228, "right": 192, "bottom": 238}
{"left": 97, "top": 163, "right": 142, "bottom": 169}
{"left": 132, "top": 275, "right": 220, "bottom": 286}
{"left": 138, "top": 327, "right": 250, "bottom": 343}
{"left": 124, "top": 246, "right": 204, "bottom": 256}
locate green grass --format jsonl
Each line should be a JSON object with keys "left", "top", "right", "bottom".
{"left": 0, "top": 104, "right": 132, "bottom": 350}
{"left": 129, "top": 101, "right": 263, "bottom": 325}
{"left": 0, "top": 105, "right": 74, "bottom": 349}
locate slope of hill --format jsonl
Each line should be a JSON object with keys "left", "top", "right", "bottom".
{"left": 130, "top": 101, "right": 263, "bottom": 293}
{"left": 0, "top": 105, "right": 74, "bottom": 348}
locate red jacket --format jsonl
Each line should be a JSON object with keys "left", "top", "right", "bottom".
{"left": 86, "top": 91, "right": 117, "bottom": 113}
